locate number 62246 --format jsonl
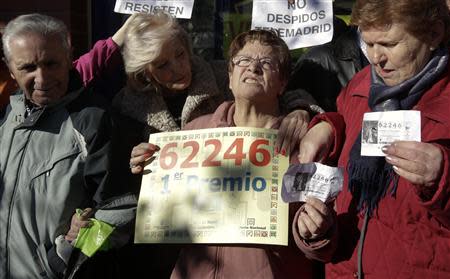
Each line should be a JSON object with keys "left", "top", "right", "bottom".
{"left": 158, "top": 138, "right": 272, "bottom": 170}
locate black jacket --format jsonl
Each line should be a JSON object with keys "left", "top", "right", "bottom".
{"left": 288, "top": 27, "right": 369, "bottom": 112}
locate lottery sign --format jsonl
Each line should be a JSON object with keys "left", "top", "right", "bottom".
{"left": 135, "top": 127, "right": 289, "bottom": 245}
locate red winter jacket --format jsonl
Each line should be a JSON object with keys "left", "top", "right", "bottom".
{"left": 295, "top": 65, "right": 450, "bottom": 279}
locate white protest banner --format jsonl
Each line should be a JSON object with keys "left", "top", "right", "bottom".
{"left": 114, "top": 0, "right": 195, "bottom": 19}
{"left": 251, "top": 0, "right": 333, "bottom": 49}
{"left": 135, "top": 127, "right": 290, "bottom": 246}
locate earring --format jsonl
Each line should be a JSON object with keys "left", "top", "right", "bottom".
{"left": 430, "top": 46, "right": 435, "bottom": 51}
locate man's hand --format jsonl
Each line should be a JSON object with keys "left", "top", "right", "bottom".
{"left": 65, "top": 208, "right": 93, "bottom": 243}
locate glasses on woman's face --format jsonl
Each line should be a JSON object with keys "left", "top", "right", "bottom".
{"left": 232, "top": 55, "right": 278, "bottom": 71}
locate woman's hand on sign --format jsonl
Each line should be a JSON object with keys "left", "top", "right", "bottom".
{"left": 298, "top": 121, "right": 333, "bottom": 163}
{"left": 130, "top": 142, "right": 160, "bottom": 174}
{"left": 297, "top": 197, "right": 334, "bottom": 240}
{"left": 383, "top": 141, "right": 443, "bottom": 198}
{"left": 276, "top": 109, "right": 310, "bottom": 156}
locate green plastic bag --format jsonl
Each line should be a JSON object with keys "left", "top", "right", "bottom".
{"left": 73, "top": 209, "right": 115, "bottom": 257}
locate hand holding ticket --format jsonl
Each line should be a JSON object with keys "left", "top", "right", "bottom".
{"left": 281, "top": 162, "right": 343, "bottom": 203}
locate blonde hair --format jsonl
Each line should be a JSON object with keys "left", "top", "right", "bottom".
{"left": 122, "top": 12, "right": 192, "bottom": 90}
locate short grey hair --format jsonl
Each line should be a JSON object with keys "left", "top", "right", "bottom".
{"left": 122, "top": 11, "right": 192, "bottom": 90}
{"left": 2, "top": 13, "right": 71, "bottom": 62}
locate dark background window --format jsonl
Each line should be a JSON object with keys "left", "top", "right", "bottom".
{"left": 0, "top": 0, "right": 353, "bottom": 61}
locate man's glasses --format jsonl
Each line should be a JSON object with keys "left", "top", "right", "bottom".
{"left": 232, "top": 55, "right": 278, "bottom": 71}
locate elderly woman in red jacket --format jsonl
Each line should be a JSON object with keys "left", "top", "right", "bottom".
{"left": 295, "top": 0, "right": 450, "bottom": 278}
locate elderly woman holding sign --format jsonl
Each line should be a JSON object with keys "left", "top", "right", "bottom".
{"left": 172, "top": 29, "right": 319, "bottom": 279}
{"left": 131, "top": 30, "right": 319, "bottom": 278}
{"left": 294, "top": 0, "right": 450, "bottom": 278}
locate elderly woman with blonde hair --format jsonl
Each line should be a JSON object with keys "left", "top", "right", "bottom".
{"left": 114, "top": 12, "right": 317, "bottom": 192}
{"left": 295, "top": 0, "right": 450, "bottom": 278}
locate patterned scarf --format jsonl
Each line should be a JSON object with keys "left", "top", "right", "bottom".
{"left": 348, "top": 47, "right": 448, "bottom": 216}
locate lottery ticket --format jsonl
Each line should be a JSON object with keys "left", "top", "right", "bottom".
{"left": 281, "top": 162, "right": 343, "bottom": 203}
{"left": 361, "top": 110, "right": 421, "bottom": 156}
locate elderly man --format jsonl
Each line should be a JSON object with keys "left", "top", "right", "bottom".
{"left": 0, "top": 14, "right": 111, "bottom": 278}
